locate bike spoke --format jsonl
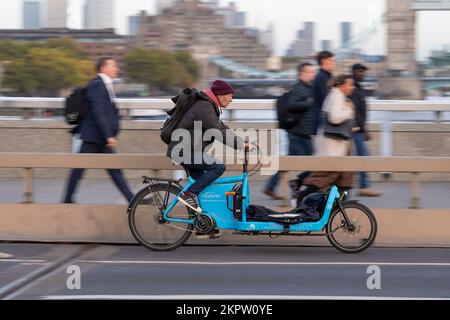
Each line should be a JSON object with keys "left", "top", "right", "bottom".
{"left": 129, "top": 184, "right": 194, "bottom": 251}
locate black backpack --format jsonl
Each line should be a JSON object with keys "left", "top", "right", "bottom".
{"left": 160, "top": 88, "right": 206, "bottom": 145}
{"left": 65, "top": 87, "right": 88, "bottom": 125}
{"left": 276, "top": 89, "right": 297, "bottom": 130}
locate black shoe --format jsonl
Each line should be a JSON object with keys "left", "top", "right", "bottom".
{"left": 178, "top": 191, "right": 202, "bottom": 213}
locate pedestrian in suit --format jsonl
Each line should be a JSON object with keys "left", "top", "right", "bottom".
{"left": 63, "top": 57, "right": 134, "bottom": 203}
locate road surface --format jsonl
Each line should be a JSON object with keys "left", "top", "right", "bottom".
{"left": 1, "top": 243, "right": 449, "bottom": 300}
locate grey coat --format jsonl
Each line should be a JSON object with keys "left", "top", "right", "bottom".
{"left": 166, "top": 95, "right": 245, "bottom": 163}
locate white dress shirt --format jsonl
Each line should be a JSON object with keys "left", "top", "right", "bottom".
{"left": 98, "top": 73, "right": 116, "bottom": 102}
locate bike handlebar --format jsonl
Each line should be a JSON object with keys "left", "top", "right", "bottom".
{"left": 243, "top": 143, "right": 261, "bottom": 174}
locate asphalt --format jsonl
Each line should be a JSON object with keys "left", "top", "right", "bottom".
{"left": 0, "top": 177, "right": 449, "bottom": 300}
{"left": 1, "top": 243, "right": 450, "bottom": 300}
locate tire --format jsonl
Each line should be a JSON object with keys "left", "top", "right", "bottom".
{"left": 326, "top": 202, "right": 377, "bottom": 254}
{"left": 128, "top": 183, "right": 194, "bottom": 251}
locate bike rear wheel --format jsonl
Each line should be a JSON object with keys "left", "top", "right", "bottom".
{"left": 128, "top": 183, "right": 195, "bottom": 251}
{"left": 326, "top": 202, "right": 377, "bottom": 254}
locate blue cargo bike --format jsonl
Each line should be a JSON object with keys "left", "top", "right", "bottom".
{"left": 127, "top": 148, "right": 377, "bottom": 253}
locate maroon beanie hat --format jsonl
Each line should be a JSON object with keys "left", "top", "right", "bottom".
{"left": 211, "top": 80, "right": 235, "bottom": 96}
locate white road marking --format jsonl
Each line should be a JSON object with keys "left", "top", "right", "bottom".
{"left": 0, "top": 259, "right": 47, "bottom": 264}
{"left": 0, "top": 264, "right": 54, "bottom": 297}
{"left": 3, "top": 262, "right": 70, "bottom": 300}
{"left": 78, "top": 260, "right": 450, "bottom": 267}
{"left": 42, "top": 295, "right": 450, "bottom": 300}
{"left": 0, "top": 247, "right": 87, "bottom": 299}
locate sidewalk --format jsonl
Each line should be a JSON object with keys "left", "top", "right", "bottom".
{"left": 0, "top": 178, "right": 449, "bottom": 208}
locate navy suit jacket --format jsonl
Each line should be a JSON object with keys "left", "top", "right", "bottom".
{"left": 312, "top": 68, "right": 332, "bottom": 135}
{"left": 80, "top": 76, "right": 120, "bottom": 145}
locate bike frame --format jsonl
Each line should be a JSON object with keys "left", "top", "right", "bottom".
{"left": 163, "top": 171, "right": 341, "bottom": 233}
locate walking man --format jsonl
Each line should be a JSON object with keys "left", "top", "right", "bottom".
{"left": 63, "top": 57, "right": 134, "bottom": 203}
{"left": 350, "top": 63, "right": 381, "bottom": 197}
{"left": 264, "top": 63, "right": 316, "bottom": 199}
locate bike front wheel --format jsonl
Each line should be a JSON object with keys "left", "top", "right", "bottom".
{"left": 326, "top": 202, "right": 377, "bottom": 254}
{"left": 128, "top": 183, "right": 195, "bottom": 251}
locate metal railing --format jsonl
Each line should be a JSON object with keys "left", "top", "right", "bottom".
{"left": 1, "top": 153, "right": 449, "bottom": 209}
{"left": 1, "top": 97, "right": 449, "bottom": 122}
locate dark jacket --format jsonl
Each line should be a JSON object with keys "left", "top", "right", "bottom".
{"left": 166, "top": 91, "right": 245, "bottom": 162}
{"left": 349, "top": 78, "right": 367, "bottom": 134}
{"left": 312, "top": 68, "right": 332, "bottom": 135}
{"left": 287, "top": 80, "right": 314, "bottom": 138}
{"left": 80, "top": 76, "right": 119, "bottom": 145}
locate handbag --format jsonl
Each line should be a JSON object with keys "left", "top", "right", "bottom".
{"left": 322, "top": 112, "right": 354, "bottom": 140}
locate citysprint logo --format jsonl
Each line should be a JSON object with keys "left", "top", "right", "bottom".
{"left": 202, "top": 192, "right": 221, "bottom": 201}
{"left": 170, "top": 121, "right": 280, "bottom": 175}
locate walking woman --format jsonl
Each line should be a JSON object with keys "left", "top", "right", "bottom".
{"left": 296, "top": 74, "right": 357, "bottom": 202}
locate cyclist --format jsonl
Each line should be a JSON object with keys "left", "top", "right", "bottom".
{"left": 166, "top": 80, "right": 255, "bottom": 213}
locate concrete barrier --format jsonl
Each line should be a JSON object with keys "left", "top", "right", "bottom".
{"left": 1, "top": 204, "right": 449, "bottom": 248}
{"left": 1, "top": 120, "right": 449, "bottom": 181}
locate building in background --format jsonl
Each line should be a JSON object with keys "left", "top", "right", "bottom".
{"left": 85, "top": 0, "right": 114, "bottom": 29}
{"left": 45, "top": 0, "right": 68, "bottom": 28}
{"left": 341, "top": 21, "right": 352, "bottom": 49}
{"left": 129, "top": 10, "right": 163, "bottom": 49}
{"left": 258, "top": 23, "right": 274, "bottom": 54}
{"left": 321, "top": 39, "right": 332, "bottom": 51}
{"left": 128, "top": 10, "right": 150, "bottom": 38}
{"left": 129, "top": 14, "right": 141, "bottom": 36}
{"left": 426, "top": 49, "right": 450, "bottom": 77}
{"left": 204, "top": 0, "right": 220, "bottom": 10}
{"left": 133, "top": 1, "right": 270, "bottom": 70}
{"left": 286, "top": 22, "right": 315, "bottom": 57}
{"left": 156, "top": 0, "right": 176, "bottom": 14}
{"left": 215, "top": 1, "right": 246, "bottom": 29}
{"left": 203, "top": 0, "right": 220, "bottom": 10}
{"left": 23, "top": 0, "right": 41, "bottom": 29}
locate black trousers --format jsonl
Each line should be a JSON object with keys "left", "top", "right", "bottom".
{"left": 63, "top": 141, "right": 134, "bottom": 203}
{"left": 181, "top": 162, "right": 226, "bottom": 195}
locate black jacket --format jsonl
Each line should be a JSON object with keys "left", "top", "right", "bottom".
{"left": 80, "top": 76, "right": 119, "bottom": 144}
{"left": 312, "top": 68, "right": 332, "bottom": 134}
{"left": 287, "top": 80, "right": 314, "bottom": 138}
{"left": 166, "top": 93, "right": 245, "bottom": 162}
{"left": 349, "top": 78, "right": 367, "bottom": 134}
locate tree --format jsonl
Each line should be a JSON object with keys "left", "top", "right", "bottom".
{"left": 3, "top": 47, "right": 94, "bottom": 96}
{"left": 76, "top": 59, "right": 96, "bottom": 86}
{"left": 0, "top": 41, "right": 28, "bottom": 61}
{"left": 125, "top": 48, "right": 200, "bottom": 91}
{"left": 174, "top": 51, "right": 200, "bottom": 83}
{"left": 46, "top": 37, "right": 88, "bottom": 59}
{"left": 0, "top": 39, "right": 94, "bottom": 96}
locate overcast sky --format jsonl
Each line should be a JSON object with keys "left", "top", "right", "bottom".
{"left": 0, "top": 0, "right": 449, "bottom": 60}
